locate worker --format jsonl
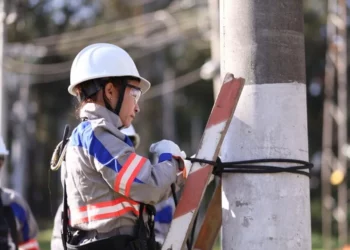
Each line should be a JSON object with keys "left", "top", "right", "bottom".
{"left": 51, "top": 125, "right": 141, "bottom": 250}
{"left": 60, "top": 43, "right": 186, "bottom": 250}
{"left": 0, "top": 136, "right": 40, "bottom": 250}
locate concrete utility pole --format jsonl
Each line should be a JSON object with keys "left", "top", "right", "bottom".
{"left": 11, "top": 78, "right": 30, "bottom": 196}
{"left": 321, "top": 0, "right": 336, "bottom": 246}
{"left": 0, "top": 0, "right": 4, "bottom": 134}
{"left": 334, "top": 0, "right": 347, "bottom": 246}
{"left": 162, "top": 68, "right": 176, "bottom": 140}
{"left": 321, "top": 0, "right": 348, "bottom": 248}
{"left": 220, "top": 1, "right": 311, "bottom": 249}
{"left": 208, "top": 0, "right": 220, "bottom": 98}
{"left": 200, "top": 0, "right": 220, "bottom": 98}
{"left": 0, "top": 0, "right": 7, "bottom": 186}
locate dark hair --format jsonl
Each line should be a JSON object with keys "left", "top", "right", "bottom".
{"left": 74, "top": 77, "right": 138, "bottom": 118}
{"left": 74, "top": 80, "right": 99, "bottom": 118}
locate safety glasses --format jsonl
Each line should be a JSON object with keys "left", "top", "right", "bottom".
{"left": 127, "top": 83, "right": 142, "bottom": 103}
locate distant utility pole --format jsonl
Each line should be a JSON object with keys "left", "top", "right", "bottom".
{"left": 200, "top": 0, "right": 220, "bottom": 98}
{"left": 321, "top": 0, "right": 348, "bottom": 248}
{"left": 208, "top": 0, "right": 220, "bottom": 98}
{"left": 0, "top": 0, "right": 5, "bottom": 136}
{"left": 162, "top": 68, "right": 176, "bottom": 140}
{"left": 11, "top": 80, "right": 30, "bottom": 197}
{"left": 220, "top": 1, "right": 311, "bottom": 249}
{"left": 0, "top": 0, "right": 7, "bottom": 186}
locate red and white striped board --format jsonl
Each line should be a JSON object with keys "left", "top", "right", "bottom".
{"left": 193, "top": 181, "right": 222, "bottom": 250}
{"left": 162, "top": 73, "right": 245, "bottom": 250}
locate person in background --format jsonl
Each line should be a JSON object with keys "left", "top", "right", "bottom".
{"left": 0, "top": 136, "right": 40, "bottom": 250}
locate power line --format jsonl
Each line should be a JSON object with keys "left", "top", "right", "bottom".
{"left": 142, "top": 68, "right": 202, "bottom": 101}
{"left": 4, "top": 20, "right": 201, "bottom": 76}
{"left": 6, "top": 11, "right": 170, "bottom": 58}
{"left": 29, "top": 1, "right": 200, "bottom": 47}
{"left": 7, "top": 5, "right": 204, "bottom": 58}
{"left": 32, "top": 9, "right": 165, "bottom": 46}
{"left": 3, "top": 5, "right": 205, "bottom": 72}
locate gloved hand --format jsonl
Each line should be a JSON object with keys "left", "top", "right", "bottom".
{"left": 149, "top": 140, "right": 183, "bottom": 157}
{"left": 150, "top": 140, "right": 186, "bottom": 169}
{"left": 182, "top": 158, "right": 192, "bottom": 178}
{"left": 180, "top": 154, "right": 195, "bottom": 178}
{"left": 181, "top": 154, "right": 214, "bottom": 183}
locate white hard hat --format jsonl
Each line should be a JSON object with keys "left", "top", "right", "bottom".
{"left": 0, "top": 136, "right": 9, "bottom": 156}
{"left": 69, "top": 43, "right": 151, "bottom": 96}
{"left": 121, "top": 125, "right": 140, "bottom": 149}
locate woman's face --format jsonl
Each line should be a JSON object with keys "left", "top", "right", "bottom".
{"left": 112, "top": 80, "right": 141, "bottom": 127}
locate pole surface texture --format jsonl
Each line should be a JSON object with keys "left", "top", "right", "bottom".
{"left": 220, "top": 0, "right": 311, "bottom": 249}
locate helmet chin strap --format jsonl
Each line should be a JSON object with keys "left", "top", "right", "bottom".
{"left": 102, "top": 78, "right": 127, "bottom": 128}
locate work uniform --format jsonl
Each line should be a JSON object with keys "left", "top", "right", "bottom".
{"left": 51, "top": 125, "right": 145, "bottom": 250}
{"left": 154, "top": 198, "right": 175, "bottom": 246}
{"left": 51, "top": 203, "right": 63, "bottom": 250}
{"left": 52, "top": 180, "right": 178, "bottom": 249}
{"left": 64, "top": 103, "right": 184, "bottom": 246}
{"left": 1, "top": 188, "right": 39, "bottom": 250}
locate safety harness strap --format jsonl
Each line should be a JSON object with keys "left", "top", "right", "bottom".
{"left": 64, "top": 203, "right": 156, "bottom": 250}
{"left": 60, "top": 125, "right": 71, "bottom": 250}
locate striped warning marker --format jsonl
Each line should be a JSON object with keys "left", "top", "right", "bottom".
{"left": 162, "top": 73, "right": 245, "bottom": 250}
{"left": 193, "top": 182, "right": 222, "bottom": 250}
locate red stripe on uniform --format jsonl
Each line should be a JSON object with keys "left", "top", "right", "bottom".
{"left": 124, "top": 157, "right": 147, "bottom": 197}
{"left": 71, "top": 197, "right": 138, "bottom": 213}
{"left": 173, "top": 165, "right": 213, "bottom": 218}
{"left": 206, "top": 76, "right": 244, "bottom": 128}
{"left": 92, "top": 206, "right": 139, "bottom": 220}
{"left": 72, "top": 206, "right": 139, "bottom": 225}
{"left": 18, "top": 238, "right": 39, "bottom": 250}
{"left": 114, "top": 153, "right": 136, "bottom": 192}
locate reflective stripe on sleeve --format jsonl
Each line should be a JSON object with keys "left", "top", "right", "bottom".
{"left": 114, "top": 153, "right": 147, "bottom": 196}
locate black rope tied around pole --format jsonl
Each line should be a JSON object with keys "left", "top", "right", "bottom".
{"left": 186, "top": 157, "right": 314, "bottom": 178}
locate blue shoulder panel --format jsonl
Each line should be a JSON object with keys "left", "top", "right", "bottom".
{"left": 70, "top": 121, "right": 143, "bottom": 183}
{"left": 10, "top": 202, "right": 29, "bottom": 241}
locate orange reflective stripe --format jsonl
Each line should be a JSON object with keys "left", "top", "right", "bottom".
{"left": 125, "top": 157, "right": 147, "bottom": 196}
{"left": 114, "top": 153, "right": 147, "bottom": 196}
{"left": 74, "top": 196, "right": 138, "bottom": 212}
{"left": 72, "top": 206, "right": 138, "bottom": 225}
{"left": 70, "top": 197, "right": 139, "bottom": 225}
{"left": 114, "top": 153, "right": 136, "bottom": 193}
{"left": 18, "top": 239, "right": 39, "bottom": 250}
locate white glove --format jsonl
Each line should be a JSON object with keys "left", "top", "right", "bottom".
{"left": 149, "top": 140, "right": 183, "bottom": 157}
{"left": 150, "top": 140, "right": 186, "bottom": 170}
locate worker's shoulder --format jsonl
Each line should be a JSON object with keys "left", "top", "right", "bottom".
{"left": 1, "top": 187, "right": 28, "bottom": 207}
{"left": 70, "top": 119, "right": 126, "bottom": 149}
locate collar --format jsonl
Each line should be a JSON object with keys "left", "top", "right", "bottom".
{"left": 79, "top": 103, "right": 123, "bottom": 128}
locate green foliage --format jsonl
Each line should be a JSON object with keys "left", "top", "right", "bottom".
{"left": 7, "top": 0, "right": 100, "bottom": 42}
{"left": 37, "top": 228, "right": 52, "bottom": 250}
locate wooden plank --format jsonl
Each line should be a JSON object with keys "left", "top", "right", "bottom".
{"left": 193, "top": 181, "right": 222, "bottom": 250}
{"left": 162, "top": 74, "right": 245, "bottom": 250}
